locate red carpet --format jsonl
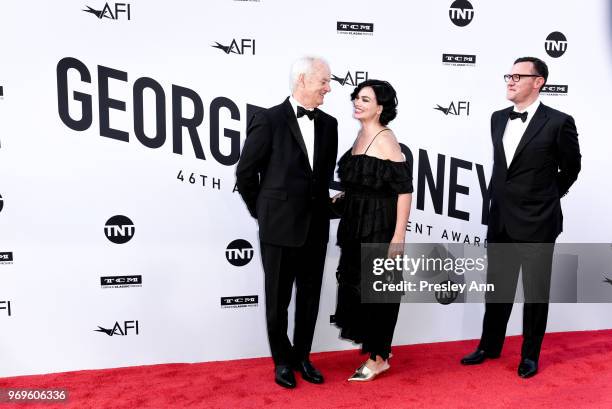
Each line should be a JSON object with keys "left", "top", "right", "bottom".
{"left": 2, "top": 330, "right": 612, "bottom": 409}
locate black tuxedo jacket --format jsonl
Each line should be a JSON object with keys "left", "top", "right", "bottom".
{"left": 488, "top": 103, "right": 581, "bottom": 242}
{"left": 236, "top": 98, "right": 338, "bottom": 247}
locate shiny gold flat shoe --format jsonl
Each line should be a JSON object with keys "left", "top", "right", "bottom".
{"left": 347, "top": 362, "right": 390, "bottom": 382}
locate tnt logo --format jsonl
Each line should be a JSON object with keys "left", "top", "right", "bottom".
{"left": 104, "top": 215, "right": 135, "bottom": 244}
{"left": 83, "top": 3, "right": 131, "bottom": 20}
{"left": 449, "top": 0, "right": 474, "bottom": 27}
{"left": 434, "top": 101, "right": 470, "bottom": 116}
{"left": 0, "top": 301, "right": 11, "bottom": 316}
{"left": 94, "top": 320, "right": 139, "bottom": 336}
{"left": 435, "top": 280, "right": 459, "bottom": 305}
{"left": 212, "top": 39, "right": 256, "bottom": 55}
{"left": 225, "top": 239, "right": 254, "bottom": 267}
{"left": 331, "top": 71, "right": 369, "bottom": 86}
{"left": 545, "top": 32, "right": 567, "bottom": 58}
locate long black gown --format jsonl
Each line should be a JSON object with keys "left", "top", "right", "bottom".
{"left": 334, "top": 148, "right": 413, "bottom": 360}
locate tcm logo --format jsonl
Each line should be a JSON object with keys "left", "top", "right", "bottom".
{"left": 545, "top": 32, "right": 567, "bottom": 58}
{"left": 541, "top": 84, "right": 568, "bottom": 95}
{"left": 434, "top": 101, "right": 470, "bottom": 116}
{"left": 220, "top": 295, "right": 258, "bottom": 308}
{"left": 212, "top": 39, "right": 256, "bottom": 55}
{"left": 0, "top": 193, "right": 3, "bottom": 212}
{"left": 331, "top": 71, "right": 368, "bottom": 86}
{"left": 0, "top": 301, "right": 11, "bottom": 316}
{"left": 449, "top": 0, "right": 474, "bottom": 27}
{"left": 83, "top": 3, "right": 131, "bottom": 20}
{"left": 104, "top": 215, "right": 135, "bottom": 244}
{"left": 0, "top": 86, "right": 3, "bottom": 98}
{"left": 0, "top": 252, "right": 13, "bottom": 265}
{"left": 226, "top": 239, "right": 254, "bottom": 267}
{"left": 442, "top": 53, "right": 476, "bottom": 66}
{"left": 94, "top": 320, "right": 139, "bottom": 336}
{"left": 100, "top": 275, "right": 142, "bottom": 288}
{"left": 337, "top": 21, "right": 374, "bottom": 35}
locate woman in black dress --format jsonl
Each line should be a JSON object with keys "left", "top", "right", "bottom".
{"left": 333, "top": 79, "right": 413, "bottom": 381}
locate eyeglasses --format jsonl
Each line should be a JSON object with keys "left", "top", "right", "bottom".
{"left": 504, "top": 74, "right": 542, "bottom": 83}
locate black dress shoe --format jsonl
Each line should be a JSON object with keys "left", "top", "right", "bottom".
{"left": 294, "top": 360, "right": 324, "bottom": 384}
{"left": 518, "top": 358, "right": 538, "bottom": 378}
{"left": 460, "top": 349, "right": 500, "bottom": 365}
{"left": 275, "top": 365, "right": 296, "bottom": 389}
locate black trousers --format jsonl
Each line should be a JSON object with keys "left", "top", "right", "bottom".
{"left": 479, "top": 229, "right": 555, "bottom": 361}
{"left": 260, "top": 226, "right": 328, "bottom": 367}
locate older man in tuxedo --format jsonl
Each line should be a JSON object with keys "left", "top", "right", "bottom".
{"left": 236, "top": 57, "right": 338, "bottom": 388}
{"left": 461, "top": 57, "right": 581, "bottom": 378}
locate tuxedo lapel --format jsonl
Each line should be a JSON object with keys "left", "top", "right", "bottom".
{"left": 509, "top": 103, "right": 549, "bottom": 169}
{"left": 282, "top": 98, "right": 312, "bottom": 172}
{"left": 494, "top": 107, "right": 512, "bottom": 170}
{"left": 313, "top": 113, "right": 325, "bottom": 173}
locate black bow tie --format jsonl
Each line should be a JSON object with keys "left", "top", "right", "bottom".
{"left": 509, "top": 110, "right": 528, "bottom": 123}
{"left": 297, "top": 106, "right": 316, "bottom": 120}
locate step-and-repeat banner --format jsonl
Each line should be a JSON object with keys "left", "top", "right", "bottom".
{"left": 1, "top": 0, "right": 611, "bottom": 376}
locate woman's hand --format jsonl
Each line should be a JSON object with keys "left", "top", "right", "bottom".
{"left": 332, "top": 192, "right": 345, "bottom": 203}
{"left": 387, "top": 234, "right": 405, "bottom": 259}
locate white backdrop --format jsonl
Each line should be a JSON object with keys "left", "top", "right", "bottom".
{"left": 1, "top": 0, "right": 611, "bottom": 377}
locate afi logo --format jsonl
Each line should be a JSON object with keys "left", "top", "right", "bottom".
{"left": 212, "top": 39, "right": 256, "bottom": 55}
{"left": 226, "top": 239, "right": 254, "bottom": 266}
{"left": 0, "top": 301, "right": 11, "bottom": 316}
{"left": 83, "top": 3, "right": 131, "bottom": 20}
{"left": 331, "top": 71, "right": 368, "bottom": 86}
{"left": 104, "top": 215, "right": 135, "bottom": 244}
{"left": 434, "top": 101, "right": 470, "bottom": 116}
{"left": 95, "top": 320, "right": 139, "bottom": 336}
{"left": 545, "top": 32, "right": 567, "bottom": 58}
{"left": 449, "top": 0, "right": 474, "bottom": 27}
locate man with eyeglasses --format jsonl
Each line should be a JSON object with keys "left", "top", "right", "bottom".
{"left": 461, "top": 56, "right": 581, "bottom": 378}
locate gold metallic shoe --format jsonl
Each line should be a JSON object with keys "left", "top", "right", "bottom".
{"left": 347, "top": 361, "right": 390, "bottom": 382}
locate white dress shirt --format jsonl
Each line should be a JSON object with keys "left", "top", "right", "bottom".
{"left": 502, "top": 98, "right": 541, "bottom": 166}
{"left": 289, "top": 96, "right": 315, "bottom": 169}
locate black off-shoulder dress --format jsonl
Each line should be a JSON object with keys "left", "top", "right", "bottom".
{"left": 334, "top": 147, "right": 413, "bottom": 360}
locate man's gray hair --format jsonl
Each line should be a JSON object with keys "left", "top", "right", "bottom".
{"left": 289, "top": 56, "right": 329, "bottom": 92}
